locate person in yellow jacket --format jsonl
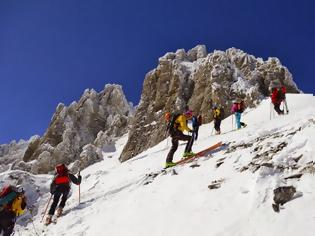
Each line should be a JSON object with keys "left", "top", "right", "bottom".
{"left": 165, "top": 110, "right": 195, "bottom": 168}
{"left": 0, "top": 186, "right": 27, "bottom": 236}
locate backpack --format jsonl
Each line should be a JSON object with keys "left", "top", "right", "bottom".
{"left": 56, "top": 164, "right": 68, "bottom": 176}
{"left": 239, "top": 101, "right": 245, "bottom": 113}
{"left": 218, "top": 107, "right": 225, "bottom": 120}
{"left": 166, "top": 113, "right": 181, "bottom": 136}
{"left": 0, "top": 185, "right": 26, "bottom": 215}
{"left": 276, "top": 88, "right": 285, "bottom": 101}
{"left": 54, "top": 164, "right": 70, "bottom": 185}
{"left": 197, "top": 115, "right": 202, "bottom": 126}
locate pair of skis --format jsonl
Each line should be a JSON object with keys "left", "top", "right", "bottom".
{"left": 166, "top": 141, "right": 223, "bottom": 168}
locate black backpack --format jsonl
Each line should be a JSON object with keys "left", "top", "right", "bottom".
{"left": 276, "top": 88, "right": 285, "bottom": 101}
{"left": 218, "top": 107, "right": 225, "bottom": 120}
{"left": 167, "top": 113, "right": 181, "bottom": 136}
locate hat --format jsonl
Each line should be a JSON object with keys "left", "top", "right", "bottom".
{"left": 164, "top": 112, "right": 171, "bottom": 121}
{"left": 184, "top": 110, "right": 193, "bottom": 117}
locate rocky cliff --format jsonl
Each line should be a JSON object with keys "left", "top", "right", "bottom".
{"left": 12, "top": 84, "right": 133, "bottom": 174}
{"left": 119, "top": 46, "right": 299, "bottom": 162}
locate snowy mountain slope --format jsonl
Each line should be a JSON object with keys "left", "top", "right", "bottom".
{"left": 14, "top": 94, "right": 315, "bottom": 236}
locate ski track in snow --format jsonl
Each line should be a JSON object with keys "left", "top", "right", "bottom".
{"left": 13, "top": 94, "right": 315, "bottom": 236}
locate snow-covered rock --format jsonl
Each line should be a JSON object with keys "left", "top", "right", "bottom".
{"left": 16, "top": 84, "right": 133, "bottom": 174}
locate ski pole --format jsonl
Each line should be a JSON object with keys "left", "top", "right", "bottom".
{"left": 27, "top": 207, "right": 40, "bottom": 236}
{"left": 231, "top": 114, "right": 235, "bottom": 130}
{"left": 270, "top": 102, "right": 272, "bottom": 120}
{"left": 41, "top": 195, "right": 53, "bottom": 223}
{"left": 78, "top": 171, "right": 81, "bottom": 205}
{"left": 284, "top": 99, "right": 289, "bottom": 114}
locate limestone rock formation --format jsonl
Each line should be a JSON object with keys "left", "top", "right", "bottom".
{"left": 17, "top": 84, "right": 133, "bottom": 174}
{"left": 120, "top": 45, "right": 299, "bottom": 162}
{"left": 0, "top": 139, "right": 30, "bottom": 173}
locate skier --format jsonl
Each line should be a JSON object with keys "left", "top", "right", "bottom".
{"left": 231, "top": 100, "right": 247, "bottom": 129}
{"left": 45, "top": 164, "right": 81, "bottom": 225}
{"left": 191, "top": 113, "right": 202, "bottom": 140}
{"left": 212, "top": 105, "right": 224, "bottom": 134}
{"left": 271, "top": 86, "right": 287, "bottom": 115}
{"left": 165, "top": 110, "right": 195, "bottom": 168}
{"left": 0, "top": 185, "right": 27, "bottom": 236}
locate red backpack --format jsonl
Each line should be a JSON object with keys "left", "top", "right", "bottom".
{"left": 54, "top": 164, "right": 70, "bottom": 185}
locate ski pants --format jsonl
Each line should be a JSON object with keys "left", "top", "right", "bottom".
{"left": 48, "top": 185, "right": 70, "bottom": 216}
{"left": 235, "top": 112, "right": 246, "bottom": 129}
{"left": 0, "top": 210, "right": 15, "bottom": 236}
{"left": 214, "top": 119, "right": 221, "bottom": 132}
{"left": 192, "top": 126, "right": 199, "bottom": 140}
{"left": 166, "top": 130, "right": 193, "bottom": 163}
{"left": 273, "top": 103, "right": 284, "bottom": 115}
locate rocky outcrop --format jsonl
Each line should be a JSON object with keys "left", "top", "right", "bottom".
{"left": 120, "top": 46, "right": 299, "bottom": 162}
{"left": 0, "top": 139, "right": 30, "bottom": 173}
{"left": 16, "top": 84, "right": 133, "bottom": 174}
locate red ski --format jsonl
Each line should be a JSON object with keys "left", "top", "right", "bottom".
{"left": 174, "top": 141, "right": 223, "bottom": 166}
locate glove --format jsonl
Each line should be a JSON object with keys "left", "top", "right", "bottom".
{"left": 77, "top": 175, "right": 82, "bottom": 184}
{"left": 50, "top": 183, "right": 56, "bottom": 194}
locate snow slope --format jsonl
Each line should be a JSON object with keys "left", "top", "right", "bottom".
{"left": 14, "top": 94, "right": 315, "bottom": 236}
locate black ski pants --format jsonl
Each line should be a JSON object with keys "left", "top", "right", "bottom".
{"left": 0, "top": 209, "right": 15, "bottom": 236}
{"left": 192, "top": 126, "right": 199, "bottom": 140}
{"left": 214, "top": 119, "right": 221, "bottom": 132}
{"left": 48, "top": 185, "right": 70, "bottom": 216}
{"left": 273, "top": 103, "right": 284, "bottom": 115}
{"left": 166, "top": 130, "right": 193, "bottom": 163}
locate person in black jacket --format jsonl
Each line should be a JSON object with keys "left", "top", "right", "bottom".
{"left": 45, "top": 164, "right": 81, "bottom": 225}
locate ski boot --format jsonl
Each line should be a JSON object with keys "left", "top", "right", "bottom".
{"left": 45, "top": 215, "right": 52, "bottom": 226}
{"left": 56, "top": 207, "right": 63, "bottom": 218}
{"left": 182, "top": 152, "right": 195, "bottom": 158}
{"left": 165, "top": 162, "right": 176, "bottom": 168}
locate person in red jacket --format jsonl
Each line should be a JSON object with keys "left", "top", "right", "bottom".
{"left": 271, "top": 86, "right": 286, "bottom": 115}
{"left": 45, "top": 164, "right": 81, "bottom": 225}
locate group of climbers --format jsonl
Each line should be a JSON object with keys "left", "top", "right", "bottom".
{"left": 164, "top": 84, "right": 288, "bottom": 168}
{"left": 0, "top": 83, "right": 289, "bottom": 233}
{"left": 0, "top": 164, "right": 81, "bottom": 235}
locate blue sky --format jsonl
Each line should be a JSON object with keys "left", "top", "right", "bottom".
{"left": 0, "top": 0, "right": 314, "bottom": 143}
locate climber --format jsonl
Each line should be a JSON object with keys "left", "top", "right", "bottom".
{"left": 0, "top": 185, "right": 27, "bottom": 236}
{"left": 212, "top": 105, "right": 224, "bottom": 134}
{"left": 271, "top": 86, "right": 287, "bottom": 115}
{"left": 45, "top": 163, "right": 81, "bottom": 225}
{"left": 165, "top": 110, "right": 195, "bottom": 168}
{"left": 231, "top": 99, "right": 247, "bottom": 129}
{"left": 191, "top": 113, "right": 202, "bottom": 140}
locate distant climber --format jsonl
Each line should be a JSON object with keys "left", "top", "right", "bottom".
{"left": 165, "top": 110, "right": 195, "bottom": 168}
{"left": 0, "top": 185, "right": 27, "bottom": 236}
{"left": 191, "top": 113, "right": 202, "bottom": 140}
{"left": 212, "top": 105, "right": 224, "bottom": 134}
{"left": 231, "top": 100, "right": 247, "bottom": 129}
{"left": 45, "top": 164, "right": 81, "bottom": 225}
{"left": 271, "top": 86, "right": 287, "bottom": 115}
